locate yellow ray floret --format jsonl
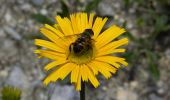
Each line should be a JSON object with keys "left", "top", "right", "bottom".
{"left": 71, "top": 65, "right": 80, "bottom": 83}
{"left": 44, "top": 60, "right": 68, "bottom": 71}
{"left": 95, "top": 56, "right": 128, "bottom": 68}
{"left": 34, "top": 50, "right": 66, "bottom": 60}
{"left": 93, "top": 17, "right": 108, "bottom": 39}
{"left": 35, "top": 39, "right": 65, "bottom": 53}
{"left": 43, "top": 63, "right": 76, "bottom": 85}
{"left": 44, "top": 24, "right": 64, "bottom": 37}
{"left": 95, "top": 25, "right": 126, "bottom": 48}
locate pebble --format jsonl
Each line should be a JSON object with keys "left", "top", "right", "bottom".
{"left": 0, "top": 28, "right": 6, "bottom": 38}
{"left": 50, "top": 84, "right": 79, "bottom": 100}
{"left": 0, "top": 70, "right": 8, "bottom": 85}
{"left": 4, "top": 10, "right": 12, "bottom": 22}
{"left": 0, "top": 70, "right": 8, "bottom": 78}
{"left": 6, "top": 67, "right": 29, "bottom": 89}
{"left": 40, "top": 9, "right": 48, "bottom": 15}
{"left": 116, "top": 87, "right": 138, "bottom": 100}
{"left": 4, "top": 26, "right": 22, "bottom": 40}
{"left": 149, "top": 93, "right": 163, "bottom": 100}
{"left": 130, "top": 81, "right": 138, "bottom": 90}
{"left": 31, "top": 0, "right": 44, "bottom": 6}
{"left": 20, "top": 3, "right": 32, "bottom": 12}
{"left": 165, "top": 49, "right": 170, "bottom": 59}
{"left": 98, "top": 1, "right": 115, "bottom": 16}
{"left": 0, "top": 39, "right": 17, "bottom": 59}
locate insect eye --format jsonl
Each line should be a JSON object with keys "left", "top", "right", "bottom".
{"left": 84, "top": 29, "right": 94, "bottom": 36}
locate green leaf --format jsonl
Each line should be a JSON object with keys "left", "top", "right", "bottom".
{"left": 136, "top": 17, "right": 145, "bottom": 27}
{"left": 57, "top": 0, "right": 69, "bottom": 17}
{"left": 123, "top": 0, "right": 130, "bottom": 8}
{"left": 149, "top": 15, "right": 169, "bottom": 43}
{"left": 154, "top": 15, "right": 168, "bottom": 33}
{"left": 32, "top": 13, "right": 54, "bottom": 25}
{"left": 85, "top": 0, "right": 101, "bottom": 12}
{"left": 146, "top": 51, "right": 160, "bottom": 79}
{"left": 122, "top": 52, "right": 136, "bottom": 63}
{"left": 2, "top": 86, "right": 21, "bottom": 100}
{"left": 125, "top": 31, "right": 136, "bottom": 41}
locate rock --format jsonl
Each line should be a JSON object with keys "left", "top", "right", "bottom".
{"left": 20, "top": 3, "right": 32, "bottom": 12}
{"left": 33, "top": 86, "right": 48, "bottom": 100}
{"left": 6, "top": 67, "right": 33, "bottom": 100}
{"left": 130, "top": 81, "right": 138, "bottom": 90}
{"left": 149, "top": 93, "right": 163, "bottom": 100}
{"left": 165, "top": 49, "right": 170, "bottom": 59}
{"left": 0, "top": 69, "right": 8, "bottom": 85}
{"left": 50, "top": 84, "right": 79, "bottom": 100}
{"left": 4, "top": 26, "right": 22, "bottom": 40}
{"left": 0, "top": 39, "right": 17, "bottom": 60}
{"left": 98, "top": 1, "right": 115, "bottom": 16}
{"left": 117, "top": 87, "right": 138, "bottom": 100}
{"left": 40, "top": 9, "right": 48, "bottom": 15}
{"left": 6, "top": 67, "right": 29, "bottom": 89}
{"left": 4, "top": 10, "right": 12, "bottom": 22}
{"left": 31, "top": 0, "right": 44, "bottom": 6}
{"left": 0, "top": 28, "right": 6, "bottom": 38}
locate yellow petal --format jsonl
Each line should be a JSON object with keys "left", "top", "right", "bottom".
{"left": 93, "top": 17, "right": 108, "bottom": 39}
{"left": 70, "top": 14, "right": 79, "bottom": 34}
{"left": 57, "top": 63, "right": 77, "bottom": 80}
{"left": 43, "top": 63, "right": 76, "bottom": 85}
{"left": 35, "top": 39, "right": 65, "bottom": 53}
{"left": 71, "top": 65, "right": 80, "bottom": 83}
{"left": 40, "top": 28, "right": 68, "bottom": 49}
{"left": 53, "top": 24, "right": 60, "bottom": 29}
{"left": 97, "top": 38, "right": 128, "bottom": 51}
{"left": 93, "top": 60, "right": 117, "bottom": 74}
{"left": 44, "top": 24, "right": 64, "bottom": 37}
{"left": 97, "top": 49, "right": 126, "bottom": 57}
{"left": 95, "top": 56, "right": 128, "bottom": 68}
{"left": 76, "top": 12, "right": 89, "bottom": 33}
{"left": 112, "top": 49, "right": 126, "bottom": 53}
{"left": 81, "top": 64, "right": 88, "bottom": 82}
{"left": 44, "top": 60, "right": 68, "bottom": 71}
{"left": 88, "top": 13, "right": 95, "bottom": 28}
{"left": 34, "top": 50, "right": 66, "bottom": 60}
{"left": 95, "top": 25, "right": 126, "bottom": 48}
{"left": 85, "top": 65, "right": 100, "bottom": 88}
{"left": 86, "top": 63, "right": 98, "bottom": 75}
{"left": 92, "top": 17, "right": 102, "bottom": 37}
{"left": 76, "top": 65, "right": 82, "bottom": 91}
{"left": 80, "top": 13, "right": 88, "bottom": 31}
{"left": 89, "top": 61, "right": 114, "bottom": 79}
{"left": 55, "top": 16, "right": 74, "bottom": 36}
{"left": 75, "top": 13, "right": 82, "bottom": 33}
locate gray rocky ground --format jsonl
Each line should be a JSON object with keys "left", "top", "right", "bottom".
{"left": 0, "top": 0, "right": 170, "bottom": 100}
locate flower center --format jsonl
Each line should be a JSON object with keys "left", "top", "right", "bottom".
{"left": 67, "top": 42, "right": 96, "bottom": 64}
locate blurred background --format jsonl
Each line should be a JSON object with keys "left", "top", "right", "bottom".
{"left": 0, "top": 0, "right": 170, "bottom": 100}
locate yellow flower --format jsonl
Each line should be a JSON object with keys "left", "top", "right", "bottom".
{"left": 34, "top": 12, "right": 128, "bottom": 91}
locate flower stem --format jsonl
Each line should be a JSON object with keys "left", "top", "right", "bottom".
{"left": 80, "top": 81, "right": 85, "bottom": 100}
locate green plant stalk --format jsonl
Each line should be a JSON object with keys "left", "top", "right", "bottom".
{"left": 80, "top": 81, "right": 85, "bottom": 100}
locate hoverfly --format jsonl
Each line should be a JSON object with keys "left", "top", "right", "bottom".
{"left": 69, "top": 29, "right": 94, "bottom": 55}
